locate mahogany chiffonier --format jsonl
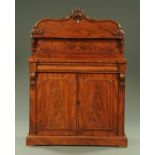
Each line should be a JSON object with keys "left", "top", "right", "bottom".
{"left": 26, "top": 9, "right": 128, "bottom": 147}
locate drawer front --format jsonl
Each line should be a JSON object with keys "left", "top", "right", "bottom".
{"left": 36, "top": 63, "right": 119, "bottom": 73}
{"left": 35, "top": 39, "right": 121, "bottom": 57}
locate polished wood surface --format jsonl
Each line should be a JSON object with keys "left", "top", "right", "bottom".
{"left": 78, "top": 74, "right": 118, "bottom": 136}
{"left": 34, "top": 39, "right": 121, "bottom": 58}
{"left": 31, "top": 8, "right": 124, "bottom": 39}
{"left": 36, "top": 73, "right": 77, "bottom": 136}
{"left": 27, "top": 135, "right": 127, "bottom": 147}
{"left": 26, "top": 9, "right": 127, "bottom": 146}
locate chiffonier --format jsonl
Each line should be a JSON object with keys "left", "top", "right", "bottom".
{"left": 26, "top": 9, "right": 128, "bottom": 147}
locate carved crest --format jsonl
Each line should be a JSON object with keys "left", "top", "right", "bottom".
{"left": 31, "top": 9, "right": 124, "bottom": 38}
{"left": 65, "top": 8, "right": 93, "bottom": 24}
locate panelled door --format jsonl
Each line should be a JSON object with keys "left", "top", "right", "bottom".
{"left": 36, "top": 73, "right": 119, "bottom": 136}
{"left": 78, "top": 73, "right": 119, "bottom": 136}
{"left": 36, "top": 73, "right": 77, "bottom": 136}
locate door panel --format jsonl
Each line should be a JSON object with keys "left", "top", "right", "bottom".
{"left": 36, "top": 73, "right": 76, "bottom": 136}
{"left": 78, "top": 74, "right": 118, "bottom": 136}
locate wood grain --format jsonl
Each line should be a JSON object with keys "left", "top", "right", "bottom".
{"left": 34, "top": 39, "right": 121, "bottom": 57}
{"left": 31, "top": 8, "right": 124, "bottom": 39}
{"left": 27, "top": 9, "right": 127, "bottom": 147}
{"left": 36, "top": 73, "right": 77, "bottom": 136}
{"left": 26, "top": 135, "right": 127, "bottom": 147}
{"left": 78, "top": 74, "right": 118, "bottom": 136}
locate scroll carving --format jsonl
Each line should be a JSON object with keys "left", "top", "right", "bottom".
{"left": 113, "top": 24, "right": 125, "bottom": 38}
{"left": 65, "top": 8, "right": 93, "bottom": 23}
{"left": 30, "top": 72, "right": 36, "bottom": 86}
{"left": 31, "top": 27, "right": 43, "bottom": 35}
{"left": 31, "top": 9, "right": 124, "bottom": 38}
{"left": 119, "top": 73, "right": 125, "bottom": 86}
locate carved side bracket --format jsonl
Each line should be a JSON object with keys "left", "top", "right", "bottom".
{"left": 119, "top": 73, "right": 125, "bottom": 86}
{"left": 31, "top": 27, "right": 44, "bottom": 35}
{"left": 31, "top": 39, "right": 39, "bottom": 54}
{"left": 114, "top": 24, "right": 125, "bottom": 38}
{"left": 30, "top": 72, "right": 36, "bottom": 86}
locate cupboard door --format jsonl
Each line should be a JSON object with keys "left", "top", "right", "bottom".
{"left": 78, "top": 74, "right": 119, "bottom": 136}
{"left": 36, "top": 73, "right": 76, "bottom": 136}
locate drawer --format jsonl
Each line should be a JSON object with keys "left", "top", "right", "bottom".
{"left": 36, "top": 63, "right": 119, "bottom": 73}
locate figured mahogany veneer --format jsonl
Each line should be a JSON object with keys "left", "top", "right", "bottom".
{"left": 26, "top": 9, "right": 128, "bottom": 147}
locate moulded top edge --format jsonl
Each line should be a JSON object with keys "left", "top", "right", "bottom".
{"left": 31, "top": 9, "right": 124, "bottom": 38}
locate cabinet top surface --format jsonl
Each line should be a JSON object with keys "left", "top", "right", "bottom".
{"left": 31, "top": 9, "right": 124, "bottom": 39}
